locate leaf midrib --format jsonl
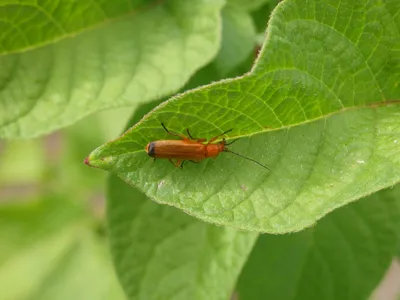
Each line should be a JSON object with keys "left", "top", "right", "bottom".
{"left": 90, "top": 101, "right": 400, "bottom": 163}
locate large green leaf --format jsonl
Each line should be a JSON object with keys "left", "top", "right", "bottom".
{"left": 237, "top": 185, "right": 400, "bottom": 300}
{"left": 0, "top": 0, "right": 149, "bottom": 54}
{"left": 0, "top": 0, "right": 224, "bottom": 138}
{"left": 107, "top": 175, "right": 256, "bottom": 300}
{"left": 87, "top": 0, "right": 400, "bottom": 233}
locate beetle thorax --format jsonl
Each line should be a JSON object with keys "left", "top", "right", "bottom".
{"left": 205, "top": 142, "right": 225, "bottom": 158}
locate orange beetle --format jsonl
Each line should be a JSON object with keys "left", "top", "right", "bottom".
{"left": 145, "top": 123, "right": 269, "bottom": 169}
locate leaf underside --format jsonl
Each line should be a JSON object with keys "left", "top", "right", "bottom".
{"left": 0, "top": 0, "right": 224, "bottom": 138}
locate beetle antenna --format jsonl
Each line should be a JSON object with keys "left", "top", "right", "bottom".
{"left": 224, "top": 149, "right": 269, "bottom": 170}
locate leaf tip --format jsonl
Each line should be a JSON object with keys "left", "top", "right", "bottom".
{"left": 83, "top": 151, "right": 116, "bottom": 171}
{"left": 83, "top": 156, "right": 97, "bottom": 168}
{"left": 83, "top": 156, "right": 90, "bottom": 165}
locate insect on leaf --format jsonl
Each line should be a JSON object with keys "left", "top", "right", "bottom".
{"left": 87, "top": 0, "right": 400, "bottom": 233}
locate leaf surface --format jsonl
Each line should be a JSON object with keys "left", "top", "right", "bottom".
{"left": 87, "top": 0, "right": 400, "bottom": 233}
{"left": 0, "top": 0, "right": 150, "bottom": 54}
{"left": 0, "top": 0, "right": 224, "bottom": 138}
{"left": 237, "top": 185, "right": 400, "bottom": 300}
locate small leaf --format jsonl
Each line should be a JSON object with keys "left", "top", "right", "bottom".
{"left": 236, "top": 185, "right": 400, "bottom": 300}
{"left": 107, "top": 175, "right": 257, "bottom": 300}
{"left": 0, "top": 0, "right": 225, "bottom": 138}
{"left": 87, "top": 0, "right": 400, "bottom": 233}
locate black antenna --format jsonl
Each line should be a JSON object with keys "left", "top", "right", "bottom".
{"left": 224, "top": 149, "right": 269, "bottom": 170}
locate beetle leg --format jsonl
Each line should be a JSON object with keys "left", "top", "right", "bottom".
{"left": 186, "top": 128, "right": 207, "bottom": 142}
{"left": 161, "top": 123, "right": 188, "bottom": 140}
{"left": 169, "top": 159, "right": 184, "bottom": 168}
{"left": 186, "top": 128, "right": 194, "bottom": 139}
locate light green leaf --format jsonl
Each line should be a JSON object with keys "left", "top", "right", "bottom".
{"left": 0, "top": 0, "right": 225, "bottom": 138}
{"left": 107, "top": 175, "right": 256, "bottom": 300}
{"left": 236, "top": 185, "right": 400, "bottom": 300}
{"left": 0, "top": 0, "right": 149, "bottom": 54}
{"left": 0, "top": 197, "right": 125, "bottom": 300}
{"left": 87, "top": 0, "right": 400, "bottom": 233}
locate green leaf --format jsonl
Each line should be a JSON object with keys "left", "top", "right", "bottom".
{"left": 103, "top": 45, "right": 261, "bottom": 298}
{"left": 0, "top": 0, "right": 150, "bottom": 54}
{"left": 251, "top": 0, "right": 281, "bottom": 33}
{"left": 0, "top": 0, "right": 225, "bottom": 138}
{"left": 87, "top": 0, "right": 400, "bottom": 233}
{"left": 213, "top": 4, "right": 256, "bottom": 76}
{"left": 236, "top": 185, "right": 400, "bottom": 300}
{"left": 0, "top": 197, "right": 125, "bottom": 300}
{"left": 228, "top": 0, "right": 273, "bottom": 12}
{"left": 107, "top": 175, "right": 257, "bottom": 300}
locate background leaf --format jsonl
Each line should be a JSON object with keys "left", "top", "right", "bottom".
{"left": 107, "top": 175, "right": 257, "bottom": 300}
{"left": 0, "top": 0, "right": 225, "bottom": 138}
{"left": 228, "top": 0, "right": 275, "bottom": 12}
{"left": 251, "top": 0, "right": 281, "bottom": 34}
{"left": 213, "top": 3, "right": 256, "bottom": 76}
{"left": 0, "top": 104, "right": 133, "bottom": 299}
{"left": 87, "top": 0, "right": 400, "bottom": 233}
{"left": 0, "top": 0, "right": 150, "bottom": 54}
{"left": 0, "top": 196, "right": 125, "bottom": 300}
{"left": 236, "top": 184, "right": 400, "bottom": 300}
{"left": 0, "top": 138, "right": 46, "bottom": 184}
